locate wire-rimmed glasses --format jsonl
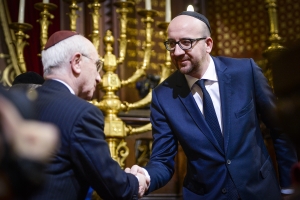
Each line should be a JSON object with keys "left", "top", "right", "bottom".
{"left": 82, "top": 54, "right": 103, "bottom": 73}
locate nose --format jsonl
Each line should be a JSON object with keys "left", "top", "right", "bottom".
{"left": 173, "top": 44, "right": 185, "bottom": 56}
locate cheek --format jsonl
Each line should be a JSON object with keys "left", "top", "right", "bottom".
{"left": 170, "top": 54, "right": 177, "bottom": 62}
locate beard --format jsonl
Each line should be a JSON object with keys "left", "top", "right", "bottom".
{"left": 175, "top": 60, "right": 199, "bottom": 76}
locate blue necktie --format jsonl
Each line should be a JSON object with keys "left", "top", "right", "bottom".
{"left": 196, "top": 79, "right": 224, "bottom": 150}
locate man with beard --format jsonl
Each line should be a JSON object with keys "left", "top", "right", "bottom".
{"left": 126, "top": 11, "right": 297, "bottom": 200}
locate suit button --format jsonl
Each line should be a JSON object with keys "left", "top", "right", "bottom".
{"left": 227, "top": 159, "right": 231, "bottom": 164}
{"left": 222, "top": 188, "right": 227, "bottom": 194}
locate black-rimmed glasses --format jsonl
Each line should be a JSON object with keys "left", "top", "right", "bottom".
{"left": 82, "top": 54, "right": 103, "bottom": 73}
{"left": 164, "top": 37, "right": 207, "bottom": 51}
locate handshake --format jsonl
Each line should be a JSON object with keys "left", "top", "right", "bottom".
{"left": 125, "top": 165, "right": 150, "bottom": 198}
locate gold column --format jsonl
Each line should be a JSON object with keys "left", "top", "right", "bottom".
{"left": 158, "top": 22, "right": 172, "bottom": 82}
{"left": 114, "top": 1, "right": 135, "bottom": 64}
{"left": 89, "top": 4, "right": 160, "bottom": 168}
{"left": 122, "top": 21, "right": 172, "bottom": 112}
{"left": 263, "top": 0, "right": 285, "bottom": 88}
{"left": 34, "top": 2, "right": 57, "bottom": 52}
{"left": 264, "top": 0, "right": 285, "bottom": 53}
{"left": 117, "top": 9, "right": 158, "bottom": 133}
{"left": 86, "top": 0, "right": 105, "bottom": 51}
{"left": 121, "top": 9, "right": 158, "bottom": 86}
{"left": 9, "top": 22, "right": 33, "bottom": 73}
{"left": 64, "top": 0, "right": 84, "bottom": 31}
{"left": 120, "top": 21, "right": 173, "bottom": 136}
{"left": 92, "top": 30, "right": 128, "bottom": 168}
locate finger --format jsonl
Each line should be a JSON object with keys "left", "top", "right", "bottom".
{"left": 130, "top": 165, "right": 139, "bottom": 175}
{"left": 131, "top": 165, "right": 144, "bottom": 175}
{"left": 124, "top": 168, "right": 130, "bottom": 173}
{"left": 136, "top": 173, "right": 147, "bottom": 197}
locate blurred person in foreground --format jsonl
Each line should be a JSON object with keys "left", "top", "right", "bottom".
{"left": 0, "top": 87, "right": 59, "bottom": 199}
{"left": 126, "top": 11, "right": 297, "bottom": 200}
{"left": 31, "top": 30, "right": 149, "bottom": 200}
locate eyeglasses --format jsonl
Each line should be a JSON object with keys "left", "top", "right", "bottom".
{"left": 82, "top": 54, "right": 103, "bottom": 73}
{"left": 164, "top": 37, "right": 207, "bottom": 51}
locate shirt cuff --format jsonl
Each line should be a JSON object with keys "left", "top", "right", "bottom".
{"left": 281, "top": 188, "right": 294, "bottom": 195}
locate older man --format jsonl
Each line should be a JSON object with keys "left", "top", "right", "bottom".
{"left": 32, "top": 31, "right": 149, "bottom": 200}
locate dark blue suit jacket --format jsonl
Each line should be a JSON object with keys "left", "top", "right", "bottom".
{"left": 32, "top": 80, "right": 138, "bottom": 200}
{"left": 145, "top": 56, "right": 297, "bottom": 200}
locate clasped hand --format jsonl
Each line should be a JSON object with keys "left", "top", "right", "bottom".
{"left": 125, "top": 165, "right": 150, "bottom": 198}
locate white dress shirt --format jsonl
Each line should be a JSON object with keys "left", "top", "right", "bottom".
{"left": 185, "top": 56, "right": 223, "bottom": 133}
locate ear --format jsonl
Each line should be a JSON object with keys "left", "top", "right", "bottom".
{"left": 70, "top": 53, "right": 82, "bottom": 75}
{"left": 205, "top": 37, "right": 213, "bottom": 53}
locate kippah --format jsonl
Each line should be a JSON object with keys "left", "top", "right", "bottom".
{"left": 177, "top": 11, "right": 211, "bottom": 33}
{"left": 44, "top": 30, "right": 79, "bottom": 50}
{"left": 12, "top": 71, "right": 45, "bottom": 85}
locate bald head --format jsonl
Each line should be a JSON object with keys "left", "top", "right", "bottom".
{"left": 168, "top": 15, "right": 211, "bottom": 39}
{"left": 177, "top": 11, "right": 211, "bottom": 34}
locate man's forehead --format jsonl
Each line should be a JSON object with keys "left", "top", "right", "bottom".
{"left": 167, "top": 18, "right": 201, "bottom": 37}
{"left": 171, "top": 11, "right": 211, "bottom": 34}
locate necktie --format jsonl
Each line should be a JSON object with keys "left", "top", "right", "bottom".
{"left": 196, "top": 79, "right": 224, "bottom": 149}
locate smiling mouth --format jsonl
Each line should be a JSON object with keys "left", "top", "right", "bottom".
{"left": 178, "top": 60, "right": 188, "bottom": 65}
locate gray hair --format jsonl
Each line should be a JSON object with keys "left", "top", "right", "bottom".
{"left": 41, "top": 34, "right": 93, "bottom": 75}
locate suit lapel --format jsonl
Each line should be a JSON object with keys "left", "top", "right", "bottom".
{"left": 175, "top": 71, "right": 224, "bottom": 154}
{"left": 212, "top": 57, "right": 232, "bottom": 152}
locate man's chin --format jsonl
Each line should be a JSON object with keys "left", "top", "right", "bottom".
{"left": 86, "top": 94, "right": 93, "bottom": 101}
{"left": 179, "top": 66, "right": 191, "bottom": 74}
{"left": 78, "top": 92, "right": 93, "bottom": 101}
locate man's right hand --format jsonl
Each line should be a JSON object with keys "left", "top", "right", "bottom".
{"left": 125, "top": 165, "right": 150, "bottom": 198}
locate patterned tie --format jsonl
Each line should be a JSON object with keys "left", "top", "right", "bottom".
{"left": 196, "top": 79, "right": 224, "bottom": 150}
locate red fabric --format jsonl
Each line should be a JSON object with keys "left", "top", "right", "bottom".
{"left": 7, "top": 0, "right": 61, "bottom": 75}
{"left": 44, "top": 30, "right": 78, "bottom": 50}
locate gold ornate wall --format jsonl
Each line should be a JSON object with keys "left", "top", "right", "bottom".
{"left": 207, "top": 0, "right": 269, "bottom": 61}
{"left": 277, "top": 0, "right": 300, "bottom": 43}
{"left": 207, "top": 0, "right": 300, "bottom": 61}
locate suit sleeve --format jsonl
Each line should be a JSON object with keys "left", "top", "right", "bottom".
{"left": 251, "top": 58, "right": 297, "bottom": 188}
{"left": 69, "top": 105, "right": 139, "bottom": 200}
{"left": 144, "top": 89, "right": 177, "bottom": 193}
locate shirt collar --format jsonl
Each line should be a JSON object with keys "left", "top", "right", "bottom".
{"left": 53, "top": 79, "right": 75, "bottom": 95}
{"left": 185, "top": 56, "right": 217, "bottom": 89}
